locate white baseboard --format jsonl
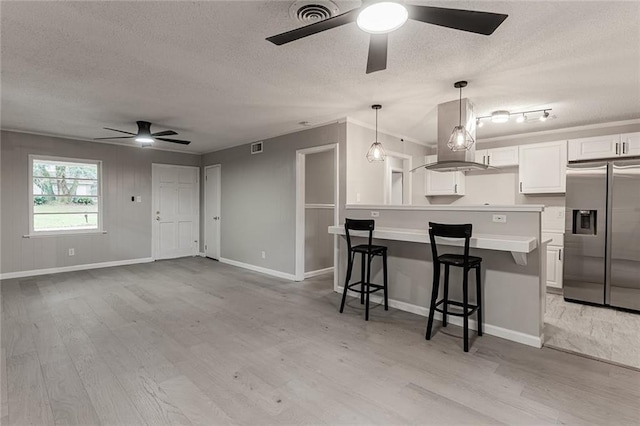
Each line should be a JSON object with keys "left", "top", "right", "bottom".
{"left": 0, "top": 257, "right": 155, "bottom": 280}
{"left": 218, "top": 257, "right": 296, "bottom": 281}
{"left": 337, "top": 286, "right": 542, "bottom": 348}
{"left": 304, "top": 267, "right": 334, "bottom": 279}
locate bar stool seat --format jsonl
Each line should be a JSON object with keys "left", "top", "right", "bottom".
{"left": 437, "top": 254, "right": 482, "bottom": 267}
{"left": 339, "top": 218, "right": 389, "bottom": 321}
{"left": 351, "top": 244, "right": 387, "bottom": 255}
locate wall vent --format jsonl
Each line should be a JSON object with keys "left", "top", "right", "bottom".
{"left": 251, "top": 141, "right": 264, "bottom": 154}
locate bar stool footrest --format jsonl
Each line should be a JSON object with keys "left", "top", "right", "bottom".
{"left": 346, "top": 281, "right": 385, "bottom": 294}
{"left": 433, "top": 299, "right": 479, "bottom": 317}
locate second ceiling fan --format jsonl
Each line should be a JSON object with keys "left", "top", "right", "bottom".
{"left": 266, "top": 1, "right": 508, "bottom": 74}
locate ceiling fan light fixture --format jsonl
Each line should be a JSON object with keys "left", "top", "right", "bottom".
{"left": 491, "top": 110, "right": 510, "bottom": 123}
{"left": 357, "top": 1, "right": 408, "bottom": 34}
{"left": 135, "top": 136, "right": 154, "bottom": 143}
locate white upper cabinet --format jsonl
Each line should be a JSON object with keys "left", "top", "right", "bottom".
{"left": 621, "top": 132, "right": 640, "bottom": 157}
{"left": 475, "top": 146, "right": 519, "bottom": 167}
{"left": 424, "top": 155, "right": 465, "bottom": 196}
{"left": 519, "top": 140, "right": 567, "bottom": 194}
{"left": 568, "top": 135, "right": 620, "bottom": 161}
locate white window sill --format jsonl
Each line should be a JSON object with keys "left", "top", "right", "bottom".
{"left": 23, "top": 231, "right": 108, "bottom": 238}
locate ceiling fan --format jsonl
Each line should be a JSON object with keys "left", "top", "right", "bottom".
{"left": 266, "top": 1, "right": 508, "bottom": 74}
{"left": 94, "top": 121, "right": 191, "bottom": 146}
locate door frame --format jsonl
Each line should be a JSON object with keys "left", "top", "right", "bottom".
{"left": 384, "top": 150, "right": 413, "bottom": 205}
{"left": 151, "top": 163, "right": 200, "bottom": 260}
{"left": 295, "top": 143, "right": 339, "bottom": 282}
{"left": 204, "top": 164, "right": 222, "bottom": 260}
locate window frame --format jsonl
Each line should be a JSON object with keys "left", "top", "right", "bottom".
{"left": 28, "top": 155, "right": 104, "bottom": 236}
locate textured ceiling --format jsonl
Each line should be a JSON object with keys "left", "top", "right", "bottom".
{"left": 1, "top": 1, "right": 639, "bottom": 153}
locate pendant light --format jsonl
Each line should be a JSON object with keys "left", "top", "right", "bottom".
{"left": 447, "top": 81, "right": 475, "bottom": 152}
{"left": 366, "top": 104, "right": 386, "bottom": 162}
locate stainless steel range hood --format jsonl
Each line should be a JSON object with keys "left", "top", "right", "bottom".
{"left": 414, "top": 98, "right": 488, "bottom": 173}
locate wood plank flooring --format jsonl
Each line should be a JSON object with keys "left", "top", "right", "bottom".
{"left": 1, "top": 257, "right": 639, "bottom": 425}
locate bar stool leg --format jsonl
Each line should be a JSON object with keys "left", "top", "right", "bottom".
{"left": 360, "top": 253, "right": 366, "bottom": 305}
{"left": 365, "top": 254, "right": 372, "bottom": 321}
{"left": 462, "top": 267, "right": 469, "bottom": 352}
{"left": 340, "top": 252, "right": 354, "bottom": 313}
{"left": 426, "top": 263, "right": 441, "bottom": 340}
{"left": 476, "top": 265, "right": 483, "bottom": 336}
{"left": 442, "top": 264, "right": 450, "bottom": 327}
{"left": 383, "top": 252, "right": 389, "bottom": 311}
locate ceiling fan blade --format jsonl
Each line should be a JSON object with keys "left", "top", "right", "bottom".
{"left": 266, "top": 8, "right": 360, "bottom": 45}
{"left": 366, "top": 33, "right": 388, "bottom": 74}
{"left": 156, "top": 137, "right": 191, "bottom": 145}
{"left": 151, "top": 130, "right": 178, "bottom": 137}
{"left": 103, "top": 127, "right": 136, "bottom": 135}
{"left": 94, "top": 136, "right": 135, "bottom": 140}
{"left": 406, "top": 5, "right": 508, "bottom": 35}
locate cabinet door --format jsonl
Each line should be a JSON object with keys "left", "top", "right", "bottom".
{"left": 475, "top": 150, "right": 487, "bottom": 165}
{"left": 568, "top": 135, "right": 620, "bottom": 161}
{"left": 519, "top": 141, "right": 567, "bottom": 194}
{"left": 487, "top": 146, "right": 519, "bottom": 167}
{"left": 424, "top": 156, "right": 465, "bottom": 195}
{"left": 621, "top": 132, "right": 640, "bottom": 157}
{"left": 546, "top": 246, "right": 563, "bottom": 289}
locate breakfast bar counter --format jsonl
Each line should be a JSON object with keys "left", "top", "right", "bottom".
{"left": 329, "top": 204, "right": 547, "bottom": 348}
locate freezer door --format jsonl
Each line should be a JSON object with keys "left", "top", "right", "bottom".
{"left": 563, "top": 162, "right": 608, "bottom": 304}
{"left": 610, "top": 159, "right": 640, "bottom": 311}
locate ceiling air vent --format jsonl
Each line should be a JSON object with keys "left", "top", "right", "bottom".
{"left": 289, "top": 0, "right": 339, "bottom": 24}
{"left": 251, "top": 141, "right": 264, "bottom": 155}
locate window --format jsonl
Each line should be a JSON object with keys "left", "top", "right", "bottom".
{"left": 29, "top": 155, "right": 103, "bottom": 235}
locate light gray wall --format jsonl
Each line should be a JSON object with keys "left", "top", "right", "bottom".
{"left": 346, "top": 122, "right": 429, "bottom": 205}
{"left": 305, "top": 150, "right": 335, "bottom": 273}
{"left": 201, "top": 122, "right": 346, "bottom": 276}
{"left": 0, "top": 130, "right": 201, "bottom": 274}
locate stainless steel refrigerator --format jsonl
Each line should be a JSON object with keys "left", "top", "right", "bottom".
{"left": 564, "top": 159, "right": 640, "bottom": 312}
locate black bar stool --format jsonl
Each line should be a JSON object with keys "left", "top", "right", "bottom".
{"left": 339, "top": 219, "right": 388, "bottom": 321}
{"left": 425, "top": 222, "right": 483, "bottom": 352}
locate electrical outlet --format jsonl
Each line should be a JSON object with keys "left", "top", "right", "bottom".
{"left": 371, "top": 211, "right": 379, "bottom": 217}
{"left": 261, "top": 251, "right": 266, "bottom": 259}
{"left": 493, "top": 215, "right": 507, "bottom": 223}
{"left": 556, "top": 210, "right": 565, "bottom": 219}
{"left": 68, "top": 248, "right": 75, "bottom": 256}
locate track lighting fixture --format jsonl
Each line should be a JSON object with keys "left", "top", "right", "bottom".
{"left": 476, "top": 108, "right": 553, "bottom": 126}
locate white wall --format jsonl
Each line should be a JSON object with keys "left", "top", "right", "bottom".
{"left": 346, "top": 121, "right": 429, "bottom": 205}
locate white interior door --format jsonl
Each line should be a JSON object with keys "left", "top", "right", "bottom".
{"left": 205, "top": 165, "right": 221, "bottom": 259}
{"left": 152, "top": 164, "right": 199, "bottom": 260}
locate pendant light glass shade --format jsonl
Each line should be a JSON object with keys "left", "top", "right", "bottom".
{"left": 366, "top": 104, "right": 386, "bottom": 162}
{"left": 448, "top": 81, "right": 475, "bottom": 151}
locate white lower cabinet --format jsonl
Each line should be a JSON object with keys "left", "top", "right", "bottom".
{"left": 544, "top": 232, "right": 564, "bottom": 290}
{"left": 424, "top": 155, "right": 465, "bottom": 196}
{"left": 519, "top": 140, "right": 567, "bottom": 194}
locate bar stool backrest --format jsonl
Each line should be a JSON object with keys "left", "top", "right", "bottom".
{"left": 345, "top": 219, "right": 375, "bottom": 252}
{"left": 428, "top": 222, "right": 473, "bottom": 267}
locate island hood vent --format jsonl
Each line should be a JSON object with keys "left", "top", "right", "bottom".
{"left": 413, "top": 98, "right": 489, "bottom": 173}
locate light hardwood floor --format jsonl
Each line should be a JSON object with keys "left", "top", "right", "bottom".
{"left": 1, "top": 257, "right": 639, "bottom": 425}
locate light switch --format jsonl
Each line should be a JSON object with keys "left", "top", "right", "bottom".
{"left": 136, "top": 196, "right": 142, "bottom": 203}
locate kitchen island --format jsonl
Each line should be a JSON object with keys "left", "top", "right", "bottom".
{"left": 330, "top": 204, "right": 547, "bottom": 348}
